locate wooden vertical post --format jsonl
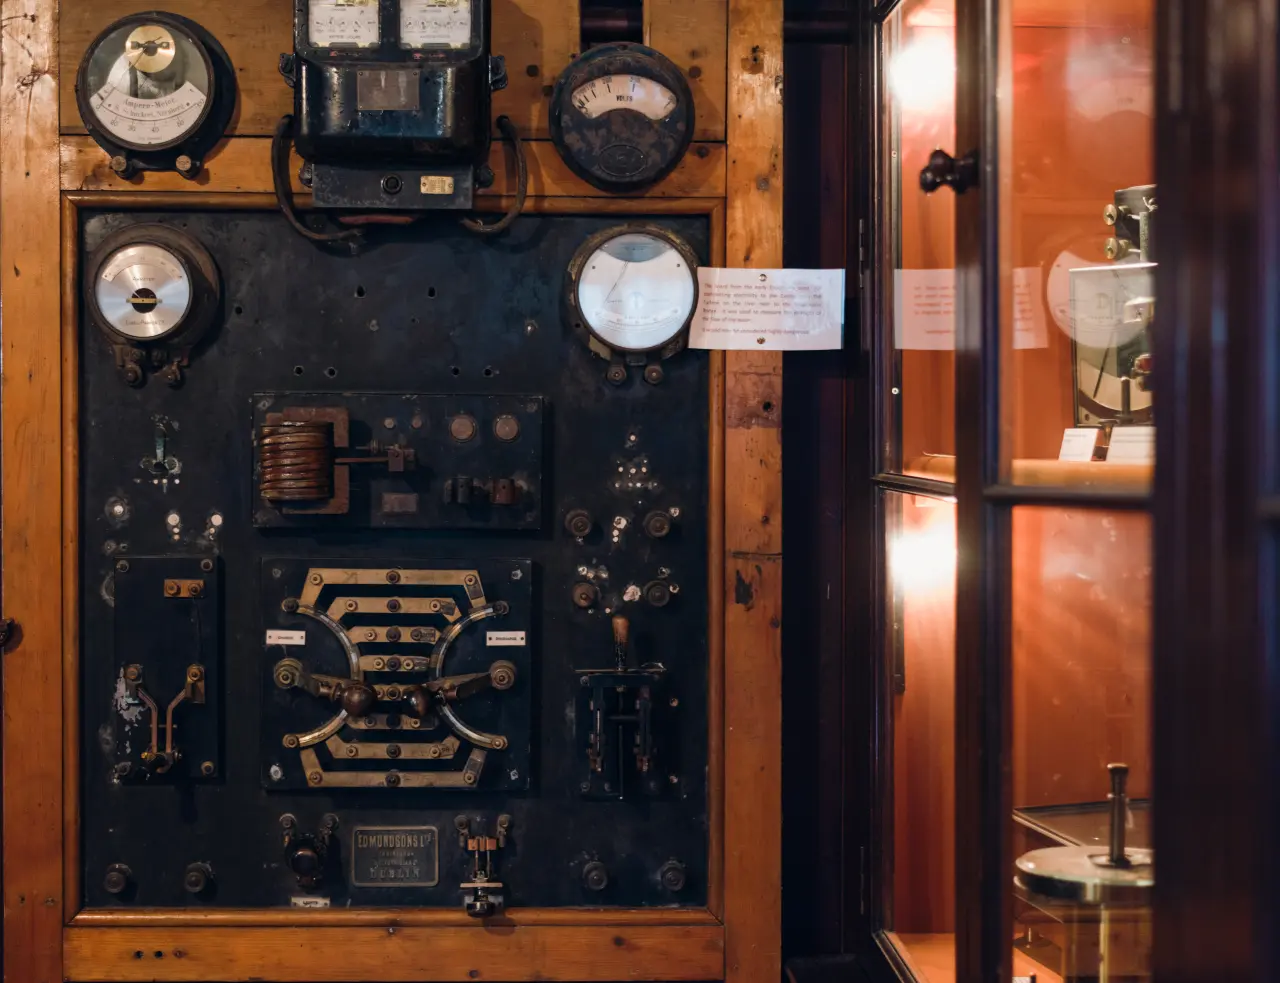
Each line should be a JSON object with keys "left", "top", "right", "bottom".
{"left": 723, "top": 3, "right": 783, "bottom": 983}
{"left": 2, "top": 0, "right": 65, "bottom": 982}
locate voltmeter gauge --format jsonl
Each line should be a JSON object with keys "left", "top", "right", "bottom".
{"left": 550, "top": 43, "right": 695, "bottom": 193}
{"left": 86, "top": 225, "right": 221, "bottom": 388}
{"left": 565, "top": 225, "right": 699, "bottom": 384}
{"left": 308, "top": 0, "right": 380, "bottom": 48}
{"left": 400, "top": 0, "right": 473, "bottom": 48}
{"left": 75, "top": 12, "right": 236, "bottom": 179}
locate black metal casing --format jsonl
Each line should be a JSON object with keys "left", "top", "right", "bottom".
{"left": 288, "top": 0, "right": 501, "bottom": 209}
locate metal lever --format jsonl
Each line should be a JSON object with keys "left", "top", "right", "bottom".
{"left": 1107, "top": 762, "right": 1130, "bottom": 867}
{"left": 918, "top": 148, "right": 978, "bottom": 194}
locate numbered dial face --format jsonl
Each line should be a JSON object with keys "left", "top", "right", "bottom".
{"left": 94, "top": 242, "right": 194, "bottom": 341}
{"left": 401, "top": 0, "right": 472, "bottom": 48}
{"left": 81, "top": 20, "right": 212, "bottom": 150}
{"left": 550, "top": 43, "right": 695, "bottom": 193}
{"left": 570, "top": 75, "right": 679, "bottom": 121}
{"left": 575, "top": 232, "right": 698, "bottom": 353}
{"left": 309, "top": 0, "right": 380, "bottom": 47}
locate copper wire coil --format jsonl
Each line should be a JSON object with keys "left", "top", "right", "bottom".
{"left": 259, "top": 422, "right": 334, "bottom": 501}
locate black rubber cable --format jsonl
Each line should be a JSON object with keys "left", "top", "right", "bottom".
{"left": 272, "top": 115, "right": 364, "bottom": 248}
{"left": 460, "top": 115, "right": 528, "bottom": 236}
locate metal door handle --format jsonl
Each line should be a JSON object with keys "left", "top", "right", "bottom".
{"left": 918, "top": 148, "right": 978, "bottom": 194}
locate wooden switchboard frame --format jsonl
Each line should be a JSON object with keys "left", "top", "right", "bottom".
{"left": 0, "top": 1, "right": 782, "bottom": 981}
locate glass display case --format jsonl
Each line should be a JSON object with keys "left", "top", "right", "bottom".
{"left": 869, "top": 0, "right": 1158, "bottom": 980}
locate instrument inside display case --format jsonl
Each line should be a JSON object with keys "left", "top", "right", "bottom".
{"left": 878, "top": 0, "right": 1157, "bottom": 979}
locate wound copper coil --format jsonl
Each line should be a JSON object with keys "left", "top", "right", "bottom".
{"left": 259, "top": 422, "right": 334, "bottom": 502}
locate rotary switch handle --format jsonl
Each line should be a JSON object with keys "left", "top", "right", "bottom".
{"left": 919, "top": 148, "right": 978, "bottom": 195}
{"left": 1107, "top": 762, "right": 1130, "bottom": 866}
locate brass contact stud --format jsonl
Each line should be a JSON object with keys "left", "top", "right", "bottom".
{"left": 345, "top": 599, "right": 359, "bottom": 612}
{"left": 283, "top": 734, "right": 300, "bottom": 749}
{"left": 165, "top": 581, "right": 181, "bottom": 597}
{"left": 345, "top": 745, "right": 359, "bottom": 758}
{"left": 308, "top": 771, "right": 323, "bottom": 785}
{"left": 463, "top": 772, "right": 477, "bottom": 784}
{"left": 310, "top": 574, "right": 324, "bottom": 585}
{"left": 366, "top": 629, "right": 377, "bottom": 641}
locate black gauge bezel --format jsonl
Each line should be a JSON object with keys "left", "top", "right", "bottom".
{"left": 549, "top": 42, "right": 696, "bottom": 194}
{"left": 563, "top": 223, "right": 700, "bottom": 361}
{"left": 86, "top": 224, "right": 222, "bottom": 385}
{"left": 75, "top": 11, "right": 237, "bottom": 177}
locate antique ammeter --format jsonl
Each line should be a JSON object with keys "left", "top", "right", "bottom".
{"left": 85, "top": 225, "right": 221, "bottom": 387}
{"left": 564, "top": 225, "right": 699, "bottom": 385}
{"left": 550, "top": 43, "right": 695, "bottom": 193}
{"left": 75, "top": 12, "right": 237, "bottom": 179}
{"left": 281, "top": 0, "right": 508, "bottom": 215}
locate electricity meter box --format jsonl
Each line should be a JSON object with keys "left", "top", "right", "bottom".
{"left": 286, "top": 0, "right": 506, "bottom": 210}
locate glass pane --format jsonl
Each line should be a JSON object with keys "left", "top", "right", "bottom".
{"left": 1012, "top": 507, "right": 1153, "bottom": 982}
{"left": 880, "top": 0, "right": 956, "bottom": 478}
{"left": 882, "top": 490, "right": 956, "bottom": 980}
{"left": 1000, "top": 3, "right": 1155, "bottom": 490}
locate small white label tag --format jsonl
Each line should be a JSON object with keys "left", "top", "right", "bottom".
{"left": 486, "top": 631, "right": 526, "bottom": 647}
{"left": 266, "top": 630, "right": 307, "bottom": 646}
{"left": 291, "top": 896, "right": 330, "bottom": 908}
{"left": 1058, "top": 427, "right": 1100, "bottom": 462}
{"left": 1105, "top": 427, "right": 1155, "bottom": 464}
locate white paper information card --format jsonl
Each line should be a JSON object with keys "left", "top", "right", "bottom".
{"left": 1058, "top": 428, "right": 1100, "bottom": 462}
{"left": 688, "top": 268, "right": 844, "bottom": 351}
{"left": 894, "top": 267, "right": 1048, "bottom": 351}
{"left": 1105, "top": 427, "right": 1155, "bottom": 464}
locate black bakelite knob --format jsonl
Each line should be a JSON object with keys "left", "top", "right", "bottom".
{"left": 104, "top": 864, "right": 132, "bottom": 895}
{"left": 183, "top": 862, "right": 213, "bottom": 894}
{"left": 659, "top": 860, "right": 687, "bottom": 892}
{"left": 583, "top": 861, "right": 609, "bottom": 891}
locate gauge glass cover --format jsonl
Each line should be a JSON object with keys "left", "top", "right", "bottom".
{"left": 576, "top": 233, "right": 696, "bottom": 351}
{"left": 400, "top": 0, "right": 472, "bottom": 48}
{"left": 309, "top": 0, "right": 380, "bottom": 47}
{"left": 570, "top": 74, "right": 679, "bottom": 121}
{"left": 84, "top": 22, "right": 211, "bottom": 149}
{"left": 95, "top": 243, "right": 193, "bottom": 341}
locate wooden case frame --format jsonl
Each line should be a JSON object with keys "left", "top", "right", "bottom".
{"left": 0, "top": 2, "right": 783, "bottom": 981}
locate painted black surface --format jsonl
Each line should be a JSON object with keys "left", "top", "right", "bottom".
{"left": 80, "top": 208, "right": 710, "bottom": 910}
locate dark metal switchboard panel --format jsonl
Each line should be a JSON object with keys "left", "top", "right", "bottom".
{"left": 80, "top": 210, "right": 710, "bottom": 910}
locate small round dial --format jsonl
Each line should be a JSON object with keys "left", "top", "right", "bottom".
{"left": 86, "top": 225, "right": 222, "bottom": 386}
{"left": 565, "top": 226, "right": 699, "bottom": 368}
{"left": 95, "top": 242, "right": 194, "bottom": 340}
{"left": 75, "top": 13, "right": 235, "bottom": 178}
{"left": 550, "top": 43, "right": 695, "bottom": 193}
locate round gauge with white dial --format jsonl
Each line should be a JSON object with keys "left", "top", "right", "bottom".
{"left": 570, "top": 75, "right": 679, "bottom": 121}
{"left": 86, "top": 225, "right": 222, "bottom": 387}
{"left": 309, "top": 0, "right": 380, "bottom": 47}
{"left": 400, "top": 0, "right": 473, "bottom": 49}
{"left": 75, "top": 13, "right": 235, "bottom": 177}
{"left": 566, "top": 226, "right": 699, "bottom": 377}
{"left": 95, "top": 242, "right": 194, "bottom": 341}
{"left": 550, "top": 42, "right": 695, "bottom": 193}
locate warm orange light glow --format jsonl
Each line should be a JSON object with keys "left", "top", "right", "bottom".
{"left": 887, "top": 31, "right": 956, "bottom": 114}
{"left": 890, "top": 506, "right": 957, "bottom": 594}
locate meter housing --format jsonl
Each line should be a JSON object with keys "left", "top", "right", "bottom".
{"left": 284, "top": 0, "right": 507, "bottom": 210}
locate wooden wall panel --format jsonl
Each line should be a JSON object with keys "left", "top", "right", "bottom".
{"left": 59, "top": 135, "right": 727, "bottom": 196}
{"left": 2, "top": 0, "right": 67, "bottom": 982}
{"left": 645, "top": 0, "right": 728, "bottom": 141}
{"left": 59, "top": 0, "right": 728, "bottom": 141}
{"left": 722, "top": 4, "right": 782, "bottom": 983}
{"left": 64, "top": 924, "right": 725, "bottom": 982}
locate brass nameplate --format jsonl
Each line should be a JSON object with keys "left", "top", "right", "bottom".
{"left": 351, "top": 826, "right": 439, "bottom": 887}
{"left": 421, "top": 175, "right": 456, "bottom": 195}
